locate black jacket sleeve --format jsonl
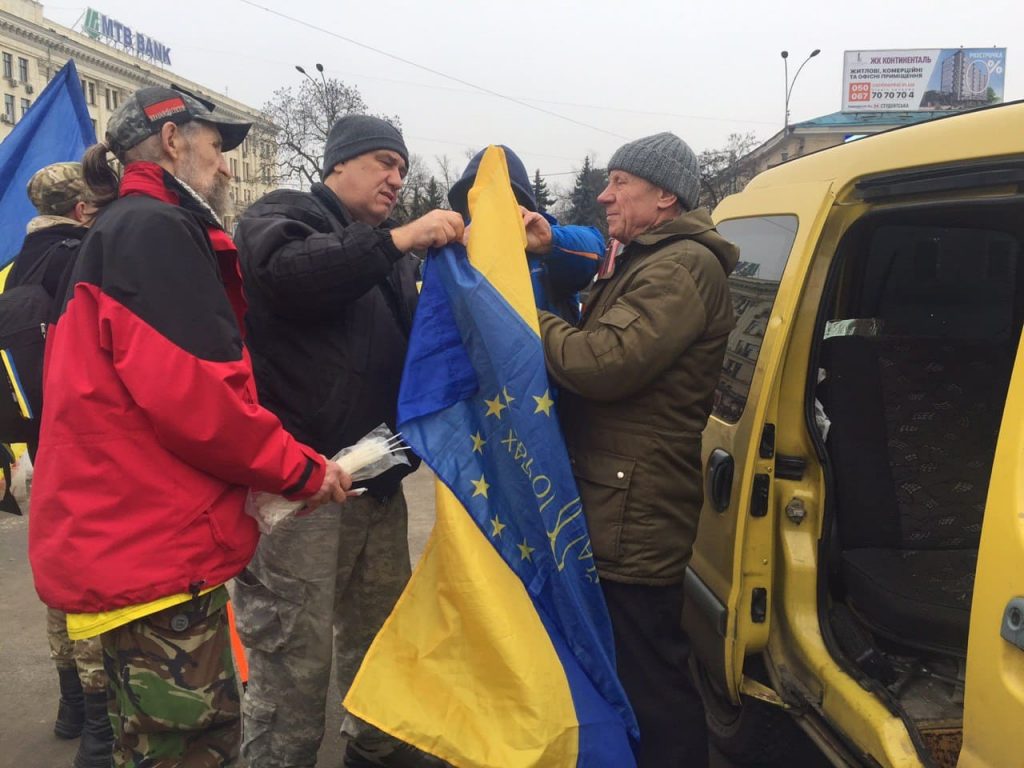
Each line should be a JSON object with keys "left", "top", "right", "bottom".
{"left": 235, "top": 198, "right": 406, "bottom": 322}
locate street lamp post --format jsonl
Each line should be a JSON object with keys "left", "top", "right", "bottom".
{"left": 296, "top": 62, "right": 338, "bottom": 128}
{"left": 781, "top": 48, "right": 820, "bottom": 133}
{"left": 295, "top": 62, "right": 328, "bottom": 95}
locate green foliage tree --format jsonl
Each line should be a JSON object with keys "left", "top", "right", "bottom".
{"left": 392, "top": 156, "right": 450, "bottom": 224}
{"left": 532, "top": 169, "right": 555, "bottom": 213}
{"left": 566, "top": 156, "right": 608, "bottom": 234}
{"left": 423, "top": 177, "right": 445, "bottom": 210}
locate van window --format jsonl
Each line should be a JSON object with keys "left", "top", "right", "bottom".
{"left": 859, "top": 225, "right": 1018, "bottom": 339}
{"left": 712, "top": 215, "right": 798, "bottom": 422}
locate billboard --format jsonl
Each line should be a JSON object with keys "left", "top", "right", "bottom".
{"left": 843, "top": 48, "right": 1005, "bottom": 112}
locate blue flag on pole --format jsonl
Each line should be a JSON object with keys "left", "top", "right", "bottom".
{"left": 0, "top": 59, "right": 95, "bottom": 272}
{"left": 344, "top": 147, "right": 638, "bottom": 767}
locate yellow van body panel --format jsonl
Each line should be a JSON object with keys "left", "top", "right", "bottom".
{"left": 693, "top": 102, "right": 1024, "bottom": 766}
{"left": 709, "top": 190, "right": 922, "bottom": 766}
{"left": 699, "top": 181, "right": 833, "bottom": 694}
{"left": 959, "top": 338, "right": 1024, "bottom": 768}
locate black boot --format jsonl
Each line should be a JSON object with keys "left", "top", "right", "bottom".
{"left": 344, "top": 740, "right": 450, "bottom": 768}
{"left": 73, "top": 691, "right": 114, "bottom": 768}
{"left": 54, "top": 666, "right": 85, "bottom": 739}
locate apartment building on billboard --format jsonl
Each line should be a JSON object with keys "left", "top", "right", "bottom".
{"left": 940, "top": 49, "right": 990, "bottom": 105}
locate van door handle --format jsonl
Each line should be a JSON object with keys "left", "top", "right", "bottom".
{"left": 707, "top": 449, "right": 734, "bottom": 513}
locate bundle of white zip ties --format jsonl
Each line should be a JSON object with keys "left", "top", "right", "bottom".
{"left": 246, "top": 423, "right": 411, "bottom": 534}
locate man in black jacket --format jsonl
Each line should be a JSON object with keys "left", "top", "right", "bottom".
{"left": 7, "top": 162, "right": 97, "bottom": 460}
{"left": 234, "top": 115, "right": 463, "bottom": 768}
{"left": 8, "top": 162, "right": 97, "bottom": 302}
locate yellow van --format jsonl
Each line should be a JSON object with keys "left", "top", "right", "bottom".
{"left": 684, "top": 100, "right": 1024, "bottom": 768}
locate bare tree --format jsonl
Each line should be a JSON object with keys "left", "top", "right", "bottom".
{"left": 547, "top": 180, "right": 572, "bottom": 222}
{"left": 392, "top": 153, "right": 433, "bottom": 224}
{"left": 257, "top": 75, "right": 400, "bottom": 189}
{"left": 434, "top": 154, "right": 459, "bottom": 200}
{"left": 697, "top": 132, "right": 759, "bottom": 210}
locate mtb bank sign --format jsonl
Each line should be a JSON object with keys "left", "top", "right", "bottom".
{"left": 83, "top": 8, "right": 172, "bottom": 66}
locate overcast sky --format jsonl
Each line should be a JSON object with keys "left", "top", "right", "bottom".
{"left": 48, "top": 0, "right": 1020, "bottom": 189}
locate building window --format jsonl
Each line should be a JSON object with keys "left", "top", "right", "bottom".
{"left": 4, "top": 94, "right": 14, "bottom": 123}
{"left": 88, "top": 81, "right": 95, "bottom": 105}
{"left": 711, "top": 215, "right": 798, "bottom": 423}
{"left": 2, "top": 53, "right": 11, "bottom": 80}
{"left": 230, "top": 157, "right": 238, "bottom": 177}
{"left": 243, "top": 162, "right": 250, "bottom": 182}
{"left": 20, "top": 97, "right": 29, "bottom": 118}
{"left": 102, "top": 89, "right": 121, "bottom": 110}
{"left": 17, "top": 56, "right": 28, "bottom": 83}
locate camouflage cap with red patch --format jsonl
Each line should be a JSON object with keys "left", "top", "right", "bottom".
{"left": 105, "top": 85, "right": 251, "bottom": 156}
{"left": 27, "top": 161, "right": 89, "bottom": 215}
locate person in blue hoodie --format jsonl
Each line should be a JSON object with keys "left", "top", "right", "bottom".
{"left": 448, "top": 146, "right": 604, "bottom": 324}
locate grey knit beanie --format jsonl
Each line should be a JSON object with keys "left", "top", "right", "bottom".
{"left": 607, "top": 132, "right": 701, "bottom": 210}
{"left": 321, "top": 115, "right": 409, "bottom": 180}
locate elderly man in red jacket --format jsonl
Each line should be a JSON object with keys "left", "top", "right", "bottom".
{"left": 28, "top": 86, "right": 351, "bottom": 768}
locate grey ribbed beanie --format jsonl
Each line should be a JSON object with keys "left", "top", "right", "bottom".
{"left": 321, "top": 115, "right": 408, "bottom": 180}
{"left": 607, "top": 132, "right": 701, "bottom": 210}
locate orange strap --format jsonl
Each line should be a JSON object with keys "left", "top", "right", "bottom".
{"left": 226, "top": 600, "right": 249, "bottom": 684}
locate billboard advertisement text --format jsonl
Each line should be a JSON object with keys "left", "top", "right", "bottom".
{"left": 843, "top": 48, "right": 1005, "bottom": 112}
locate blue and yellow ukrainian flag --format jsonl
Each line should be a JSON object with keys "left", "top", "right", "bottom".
{"left": 0, "top": 59, "right": 94, "bottom": 459}
{"left": 0, "top": 58, "right": 95, "bottom": 274}
{"left": 343, "top": 147, "right": 638, "bottom": 767}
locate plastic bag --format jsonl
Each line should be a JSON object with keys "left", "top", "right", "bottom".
{"left": 246, "top": 423, "right": 410, "bottom": 534}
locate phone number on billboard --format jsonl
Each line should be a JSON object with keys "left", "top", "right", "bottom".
{"left": 871, "top": 91, "right": 915, "bottom": 99}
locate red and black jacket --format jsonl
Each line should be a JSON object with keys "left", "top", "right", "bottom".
{"left": 29, "top": 162, "right": 326, "bottom": 613}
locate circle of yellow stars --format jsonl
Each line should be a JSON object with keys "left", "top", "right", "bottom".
{"left": 471, "top": 385, "right": 555, "bottom": 564}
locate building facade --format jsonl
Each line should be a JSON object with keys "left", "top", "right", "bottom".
{"left": 0, "top": 0, "right": 274, "bottom": 229}
{"left": 940, "top": 50, "right": 989, "bottom": 106}
{"left": 742, "top": 111, "right": 943, "bottom": 181}
{"left": 702, "top": 110, "right": 947, "bottom": 210}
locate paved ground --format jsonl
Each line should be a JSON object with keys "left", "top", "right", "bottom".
{"left": 0, "top": 461, "right": 435, "bottom": 768}
{"left": 0, "top": 460, "right": 769, "bottom": 767}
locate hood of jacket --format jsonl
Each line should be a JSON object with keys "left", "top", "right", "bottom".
{"left": 448, "top": 145, "right": 536, "bottom": 216}
{"left": 26, "top": 215, "right": 81, "bottom": 234}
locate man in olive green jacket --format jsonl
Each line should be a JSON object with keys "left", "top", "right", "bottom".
{"left": 540, "top": 132, "right": 738, "bottom": 768}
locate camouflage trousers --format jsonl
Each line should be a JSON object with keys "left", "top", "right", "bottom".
{"left": 47, "top": 607, "right": 107, "bottom": 693}
{"left": 233, "top": 491, "right": 411, "bottom": 768}
{"left": 101, "top": 585, "right": 241, "bottom": 768}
